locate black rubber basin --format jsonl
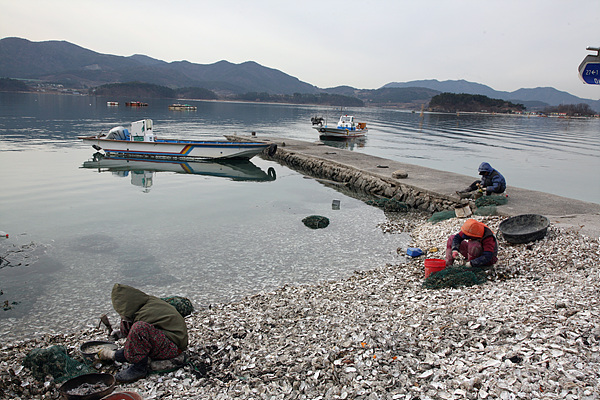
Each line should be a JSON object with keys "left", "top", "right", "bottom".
{"left": 59, "top": 373, "right": 115, "bottom": 400}
{"left": 499, "top": 214, "right": 550, "bottom": 244}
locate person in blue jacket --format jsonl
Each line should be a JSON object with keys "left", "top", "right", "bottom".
{"left": 457, "top": 162, "right": 506, "bottom": 197}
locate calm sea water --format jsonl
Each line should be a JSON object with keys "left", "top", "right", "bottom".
{"left": 0, "top": 93, "right": 408, "bottom": 340}
{"left": 0, "top": 93, "right": 598, "bottom": 340}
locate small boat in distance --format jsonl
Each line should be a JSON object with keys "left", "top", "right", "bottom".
{"left": 79, "top": 119, "right": 276, "bottom": 161}
{"left": 106, "top": 101, "right": 119, "bottom": 106}
{"left": 125, "top": 101, "right": 148, "bottom": 107}
{"left": 311, "top": 115, "right": 368, "bottom": 139}
{"left": 168, "top": 103, "right": 197, "bottom": 111}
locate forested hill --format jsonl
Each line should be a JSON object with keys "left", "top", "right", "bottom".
{"left": 428, "top": 93, "right": 526, "bottom": 113}
{"left": 0, "top": 77, "right": 29, "bottom": 92}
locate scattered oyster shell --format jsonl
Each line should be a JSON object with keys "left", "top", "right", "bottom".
{"left": 1, "top": 215, "right": 599, "bottom": 399}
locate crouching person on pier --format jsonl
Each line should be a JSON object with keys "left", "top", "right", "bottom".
{"left": 445, "top": 219, "right": 498, "bottom": 269}
{"left": 98, "top": 283, "right": 188, "bottom": 383}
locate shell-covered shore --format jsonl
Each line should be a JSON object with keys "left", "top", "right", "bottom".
{"left": 1, "top": 216, "right": 599, "bottom": 399}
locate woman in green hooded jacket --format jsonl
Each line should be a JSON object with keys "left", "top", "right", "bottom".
{"left": 100, "top": 283, "right": 188, "bottom": 382}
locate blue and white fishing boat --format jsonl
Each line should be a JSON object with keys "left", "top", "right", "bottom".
{"left": 311, "top": 115, "right": 368, "bottom": 139}
{"left": 79, "top": 119, "right": 276, "bottom": 160}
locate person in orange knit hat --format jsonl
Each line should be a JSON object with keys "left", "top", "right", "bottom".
{"left": 445, "top": 219, "right": 498, "bottom": 268}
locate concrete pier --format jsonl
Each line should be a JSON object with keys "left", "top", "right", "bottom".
{"left": 230, "top": 135, "right": 600, "bottom": 238}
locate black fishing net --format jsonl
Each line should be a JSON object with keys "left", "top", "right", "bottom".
{"left": 366, "top": 198, "right": 409, "bottom": 212}
{"left": 302, "top": 215, "right": 330, "bottom": 229}
{"left": 22, "top": 345, "right": 94, "bottom": 382}
{"left": 161, "top": 296, "right": 194, "bottom": 317}
{"left": 422, "top": 265, "right": 488, "bottom": 289}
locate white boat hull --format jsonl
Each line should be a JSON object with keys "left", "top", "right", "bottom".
{"left": 313, "top": 126, "right": 368, "bottom": 138}
{"left": 79, "top": 137, "right": 273, "bottom": 160}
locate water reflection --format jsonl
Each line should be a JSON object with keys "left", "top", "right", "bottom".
{"left": 81, "top": 154, "right": 276, "bottom": 191}
{"left": 320, "top": 137, "right": 367, "bottom": 150}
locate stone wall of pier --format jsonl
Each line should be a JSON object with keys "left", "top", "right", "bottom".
{"left": 269, "top": 149, "right": 457, "bottom": 213}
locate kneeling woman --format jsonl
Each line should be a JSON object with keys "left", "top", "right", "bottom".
{"left": 100, "top": 283, "right": 188, "bottom": 382}
{"left": 445, "top": 219, "right": 498, "bottom": 268}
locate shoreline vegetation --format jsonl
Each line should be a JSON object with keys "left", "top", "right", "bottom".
{"left": 2, "top": 78, "right": 598, "bottom": 116}
{"left": 1, "top": 215, "right": 598, "bottom": 399}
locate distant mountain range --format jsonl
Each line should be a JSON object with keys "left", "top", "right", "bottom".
{"left": 1, "top": 37, "right": 598, "bottom": 111}
{"left": 0, "top": 37, "right": 319, "bottom": 96}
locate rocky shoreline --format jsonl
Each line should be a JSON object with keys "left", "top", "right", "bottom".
{"left": 1, "top": 215, "right": 599, "bottom": 399}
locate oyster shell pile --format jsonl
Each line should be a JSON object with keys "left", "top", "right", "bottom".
{"left": 1, "top": 216, "right": 598, "bottom": 399}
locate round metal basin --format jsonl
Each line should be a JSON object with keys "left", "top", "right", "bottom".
{"left": 79, "top": 340, "right": 118, "bottom": 360}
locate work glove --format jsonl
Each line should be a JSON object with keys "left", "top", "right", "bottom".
{"left": 110, "top": 329, "right": 123, "bottom": 339}
{"left": 98, "top": 348, "right": 116, "bottom": 361}
{"left": 465, "top": 261, "right": 472, "bottom": 268}
{"left": 452, "top": 250, "right": 459, "bottom": 259}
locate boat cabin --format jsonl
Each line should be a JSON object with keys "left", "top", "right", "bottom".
{"left": 337, "top": 115, "right": 354, "bottom": 128}
{"left": 337, "top": 115, "right": 366, "bottom": 130}
{"left": 105, "top": 119, "right": 155, "bottom": 142}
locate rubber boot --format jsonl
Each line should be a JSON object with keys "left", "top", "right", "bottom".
{"left": 116, "top": 358, "right": 148, "bottom": 383}
{"left": 114, "top": 349, "right": 126, "bottom": 363}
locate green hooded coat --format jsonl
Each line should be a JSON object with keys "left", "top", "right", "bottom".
{"left": 111, "top": 283, "right": 188, "bottom": 351}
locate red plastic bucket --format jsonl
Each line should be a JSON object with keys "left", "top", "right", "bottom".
{"left": 102, "top": 392, "right": 144, "bottom": 400}
{"left": 424, "top": 258, "right": 446, "bottom": 278}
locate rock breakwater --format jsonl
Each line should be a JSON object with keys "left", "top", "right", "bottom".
{"left": 270, "top": 147, "right": 456, "bottom": 213}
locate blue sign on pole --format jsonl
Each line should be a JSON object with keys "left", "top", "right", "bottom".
{"left": 579, "top": 50, "right": 600, "bottom": 85}
{"left": 580, "top": 62, "right": 600, "bottom": 85}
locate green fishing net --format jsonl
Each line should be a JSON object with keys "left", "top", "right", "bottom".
{"left": 422, "top": 266, "right": 487, "bottom": 289}
{"left": 428, "top": 210, "right": 457, "bottom": 223}
{"left": 302, "top": 215, "right": 330, "bottom": 229}
{"left": 474, "top": 205, "right": 497, "bottom": 216}
{"left": 161, "top": 296, "right": 194, "bottom": 317}
{"left": 475, "top": 194, "right": 508, "bottom": 207}
{"left": 366, "top": 198, "right": 409, "bottom": 212}
{"left": 23, "top": 345, "right": 93, "bottom": 382}
{"left": 428, "top": 194, "right": 507, "bottom": 223}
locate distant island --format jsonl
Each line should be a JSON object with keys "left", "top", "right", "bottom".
{"left": 92, "top": 82, "right": 218, "bottom": 100}
{"left": 428, "top": 93, "right": 526, "bottom": 114}
{"left": 92, "top": 82, "right": 365, "bottom": 106}
{"left": 428, "top": 92, "right": 597, "bottom": 116}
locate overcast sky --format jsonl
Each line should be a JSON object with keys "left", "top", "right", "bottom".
{"left": 2, "top": 0, "right": 599, "bottom": 100}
